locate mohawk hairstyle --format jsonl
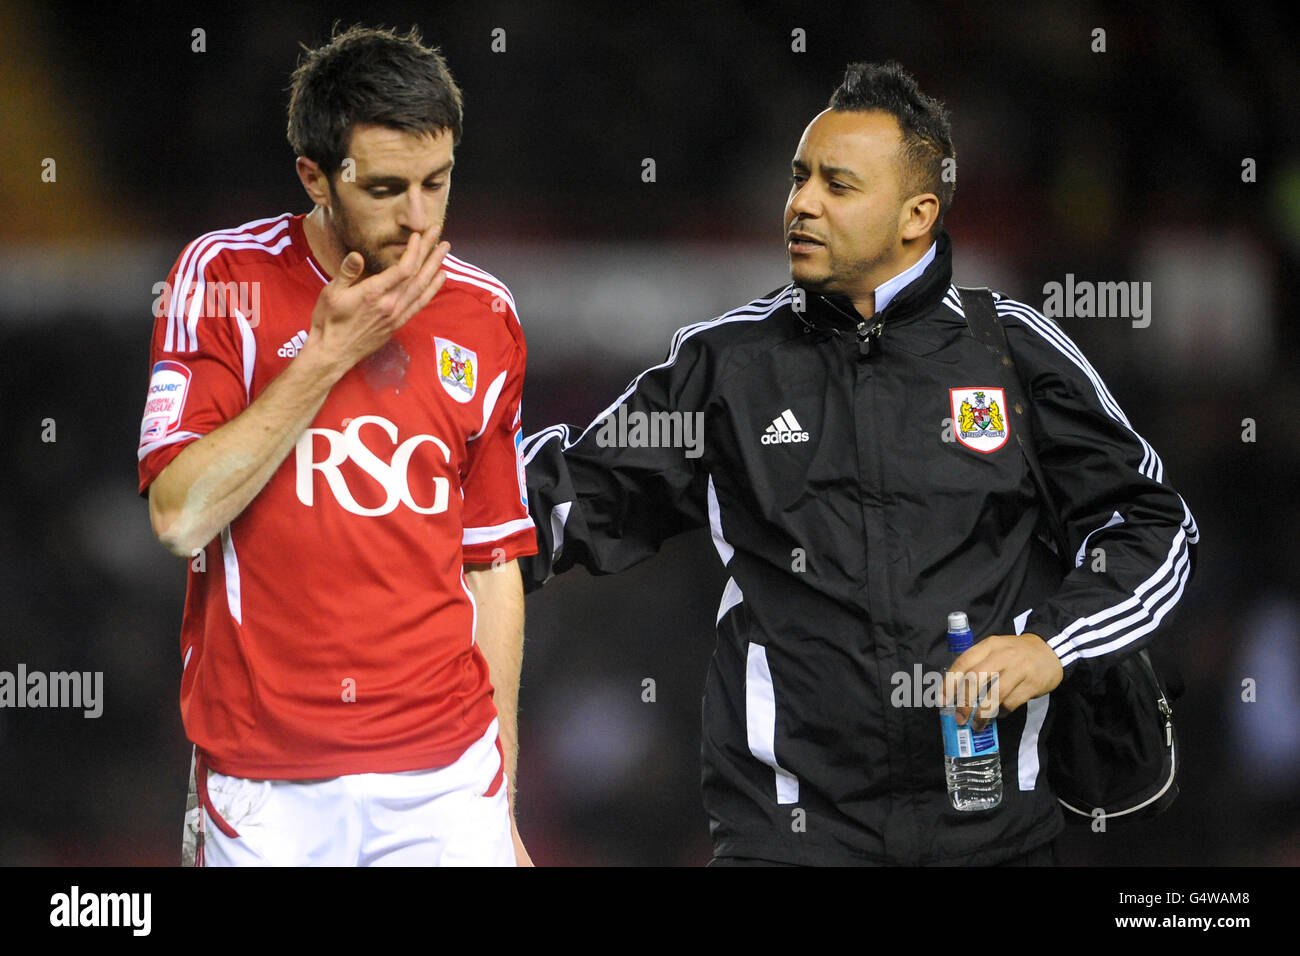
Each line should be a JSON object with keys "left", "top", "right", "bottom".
{"left": 829, "top": 61, "right": 955, "bottom": 231}
{"left": 287, "top": 23, "right": 463, "bottom": 177}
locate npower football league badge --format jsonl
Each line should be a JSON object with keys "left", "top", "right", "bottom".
{"left": 949, "top": 387, "right": 1009, "bottom": 453}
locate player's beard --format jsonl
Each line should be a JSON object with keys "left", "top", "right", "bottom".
{"left": 326, "top": 184, "right": 449, "bottom": 278}
{"left": 327, "top": 194, "right": 390, "bottom": 277}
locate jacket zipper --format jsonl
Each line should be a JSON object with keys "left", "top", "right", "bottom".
{"left": 857, "top": 318, "right": 885, "bottom": 356}
{"left": 814, "top": 293, "right": 885, "bottom": 356}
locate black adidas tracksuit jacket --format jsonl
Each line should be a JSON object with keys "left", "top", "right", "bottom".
{"left": 519, "top": 230, "right": 1198, "bottom": 865}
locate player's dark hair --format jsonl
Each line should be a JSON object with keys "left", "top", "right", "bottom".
{"left": 287, "top": 23, "right": 463, "bottom": 177}
{"left": 828, "top": 61, "right": 955, "bottom": 232}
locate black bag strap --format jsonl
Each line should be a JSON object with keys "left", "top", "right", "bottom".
{"left": 957, "top": 286, "right": 1072, "bottom": 575}
{"left": 958, "top": 290, "right": 1179, "bottom": 824}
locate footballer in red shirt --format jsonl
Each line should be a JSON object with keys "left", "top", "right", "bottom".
{"left": 138, "top": 25, "right": 536, "bottom": 866}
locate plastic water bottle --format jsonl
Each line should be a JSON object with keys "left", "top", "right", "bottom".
{"left": 940, "top": 611, "right": 1003, "bottom": 811}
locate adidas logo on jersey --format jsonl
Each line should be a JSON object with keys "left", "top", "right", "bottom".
{"left": 761, "top": 409, "right": 809, "bottom": 444}
{"left": 278, "top": 330, "right": 308, "bottom": 358}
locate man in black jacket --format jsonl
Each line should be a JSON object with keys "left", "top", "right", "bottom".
{"left": 519, "top": 61, "right": 1197, "bottom": 865}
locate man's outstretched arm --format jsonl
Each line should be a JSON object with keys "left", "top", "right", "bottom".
{"left": 517, "top": 321, "right": 722, "bottom": 592}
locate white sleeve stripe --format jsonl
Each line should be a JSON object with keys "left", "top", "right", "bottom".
{"left": 443, "top": 255, "right": 519, "bottom": 313}
{"left": 894, "top": 284, "right": 1203, "bottom": 669}
{"left": 521, "top": 424, "right": 570, "bottom": 463}
{"left": 459, "top": 569, "right": 479, "bottom": 646}
{"left": 176, "top": 234, "right": 292, "bottom": 354}
{"left": 1055, "top": 543, "right": 1192, "bottom": 667}
{"left": 707, "top": 474, "right": 734, "bottom": 566}
{"left": 462, "top": 517, "right": 536, "bottom": 545}
{"left": 443, "top": 259, "right": 515, "bottom": 298}
{"left": 168, "top": 217, "right": 292, "bottom": 353}
{"left": 443, "top": 264, "right": 519, "bottom": 319}
{"left": 1073, "top": 553, "right": 1191, "bottom": 660}
{"left": 443, "top": 254, "right": 513, "bottom": 291}
{"left": 1084, "top": 543, "right": 1192, "bottom": 655}
{"left": 1053, "top": 536, "right": 1191, "bottom": 655}
{"left": 994, "top": 299, "right": 1130, "bottom": 425}
{"left": 1074, "top": 510, "right": 1126, "bottom": 568}
{"left": 1048, "top": 509, "right": 1189, "bottom": 646}
{"left": 568, "top": 288, "right": 794, "bottom": 449}
{"left": 993, "top": 301, "right": 1200, "bottom": 575}
{"left": 235, "top": 310, "right": 256, "bottom": 400}
{"left": 170, "top": 217, "right": 289, "bottom": 342}
{"left": 716, "top": 576, "right": 744, "bottom": 625}
{"left": 519, "top": 291, "right": 793, "bottom": 461}
{"left": 959, "top": 286, "right": 1199, "bottom": 529}
{"left": 548, "top": 502, "right": 572, "bottom": 561}
{"left": 183, "top": 235, "right": 293, "bottom": 353}
{"left": 138, "top": 430, "right": 204, "bottom": 460}
{"left": 173, "top": 214, "right": 288, "bottom": 291}
{"left": 468, "top": 370, "right": 508, "bottom": 442}
{"left": 946, "top": 284, "right": 1133, "bottom": 439}
{"left": 166, "top": 214, "right": 289, "bottom": 352}
{"left": 669, "top": 286, "right": 793, "bottom": 355}
{"left": 951, "top": 285, "right": 1127, "bottom": 425}
{"left": 996, "top": 298, "right": 1166, "bottom": 484}
{"left": 668, "top": 287, "right": 792, "bottom": 355}
{"left": 1047, "top": 524, "right": 1193, "bottom": 662}
{"left": 941, "top": 285, "right": 974, "bottom": 319}
{"left": 520, "top": 425, "right": 561, "bottom": 458}
{"left": 220, "top": 525, "right": 243, "bottom": 625}
{"left": 993, "top": 295, "right": 1163, "bottom": 481}
{"left": 745, "top": 642, "right": 800, "bottom": 804}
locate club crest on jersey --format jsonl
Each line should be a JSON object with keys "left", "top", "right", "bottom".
{"left": 950, "top": 387, "right": 1009, "bottom": 453}
{"left": 435, "top": 337, "right": 477, "bottom": 404}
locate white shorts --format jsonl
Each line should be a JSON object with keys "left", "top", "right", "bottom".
{"left": 185, "top": 719, "right": 515, "bottom": 867}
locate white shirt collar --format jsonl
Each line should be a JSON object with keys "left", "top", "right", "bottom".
{"left": 872, "top": 241, "right": 937, "bottom": 314}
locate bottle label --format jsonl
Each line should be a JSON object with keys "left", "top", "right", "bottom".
{"left": 941, "top": 713, "right": 1000, "bottom": 758}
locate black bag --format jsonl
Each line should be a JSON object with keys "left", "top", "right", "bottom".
{"left": 958, "top": 287, "right": 1180, "bottom": 824}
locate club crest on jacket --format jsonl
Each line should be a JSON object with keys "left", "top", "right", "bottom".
{"left": 950, "top": 387, "right": 1009, "bottom": 453}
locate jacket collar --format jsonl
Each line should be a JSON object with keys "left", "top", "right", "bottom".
{"left": 875, "top": 240, "right": 938, "bottom": 313}
{"left": 796, "top": 229, "right": 954, "bottom": 336}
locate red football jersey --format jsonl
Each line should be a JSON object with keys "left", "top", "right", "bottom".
{"left": 138, "top": 213, "right": 538, "bottom": 778}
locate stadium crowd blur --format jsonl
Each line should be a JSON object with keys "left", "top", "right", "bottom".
{"left": 3, "top": 1, "right": 1298, "bottom": 865}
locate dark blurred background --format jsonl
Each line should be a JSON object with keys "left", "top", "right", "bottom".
{"left": 2, "top": 0, "right": 1297, "bottom": 866}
